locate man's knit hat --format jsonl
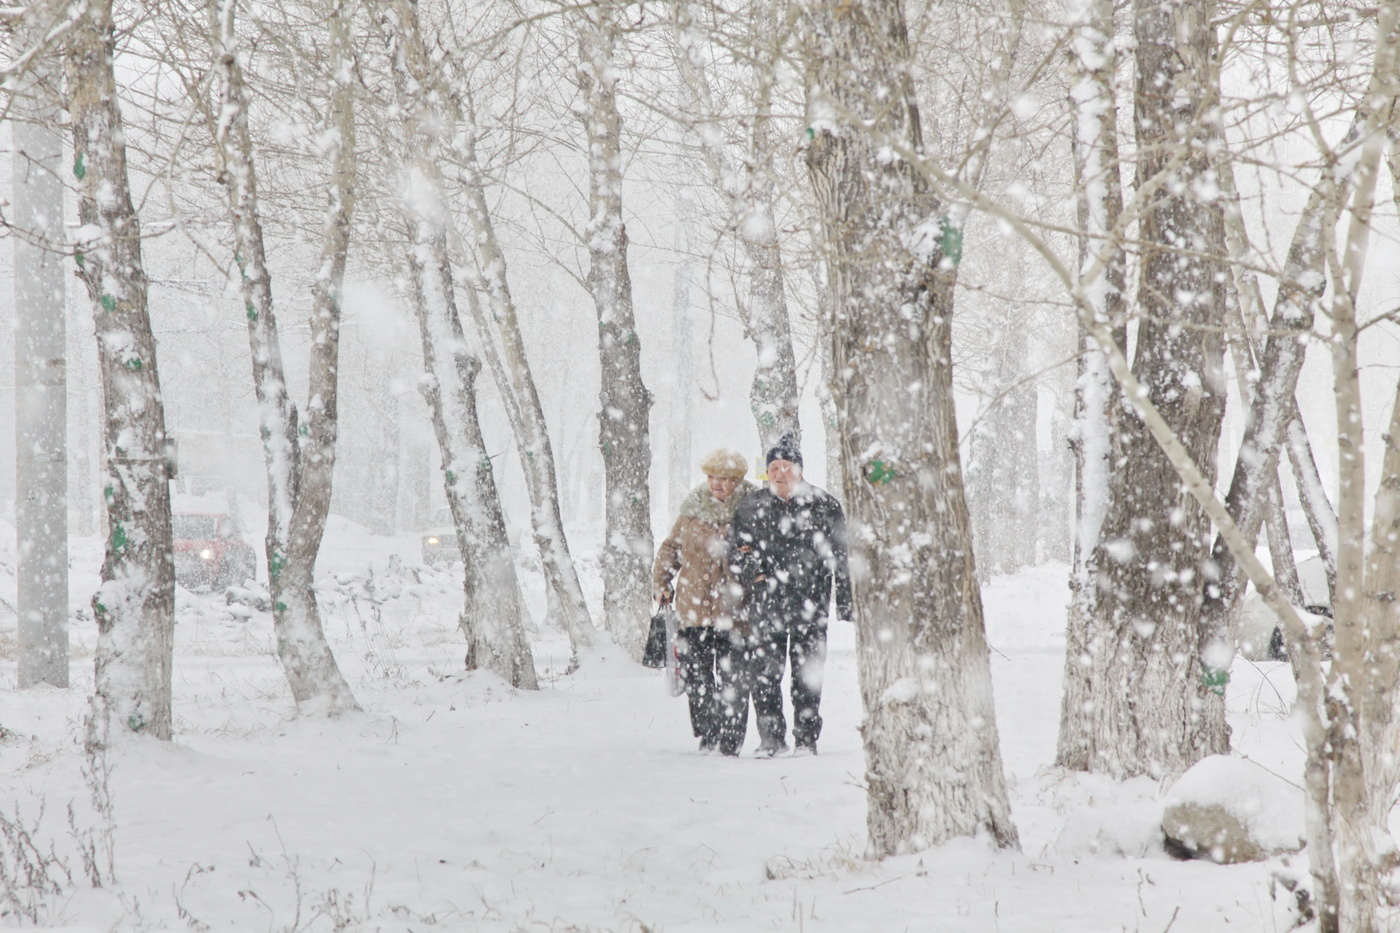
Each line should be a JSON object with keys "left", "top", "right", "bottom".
{"left": 765, "top": 432, "right": 802, "bottom": 469}
{"left": 699, "top": 448, "right": 748, "bottom": 479}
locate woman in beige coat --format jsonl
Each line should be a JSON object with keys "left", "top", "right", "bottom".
{"left": 653, "top": 449, "right": 756, "bottom": 755}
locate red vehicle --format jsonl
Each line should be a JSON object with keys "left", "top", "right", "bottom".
{"left": 172, "top": 512, "right": 257, "bottom": 588}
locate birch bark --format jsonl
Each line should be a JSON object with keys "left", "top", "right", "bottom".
{"left": 577, "top": 5, "right": 654, "bottom": 657}
{"left": 379, "top": 0, "right": 538, "bottom": 687}
{"left": 213, "top": 0, "right": 359, "bottom": 713}
{"left": 801, "top": 0, "right": 1018, "bottom": 855}
{"left": 450, "top": 123, "right": 596, "bottom": 653}
{"left": 1320, "top": 8, "right": 1400, "bottom": 924}
{"left": 671, "top": 3, "right": 801, "bottom": 449}
{"left": 1056, "top": 0, "right": 1125, "bottom": 771}
{"left": 1194, "top": 180, "right": 1331, "bottom": 748}
{"left": 66, "top": 0, "right": 176, "bottom": 740}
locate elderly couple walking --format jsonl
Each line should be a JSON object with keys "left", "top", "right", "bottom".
{"left": 651, "top": 434, "right": 853, "bottom": 758}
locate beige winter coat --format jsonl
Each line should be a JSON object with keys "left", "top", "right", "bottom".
{"left": 652, "top": 480, "right": 757, "bottom": 630}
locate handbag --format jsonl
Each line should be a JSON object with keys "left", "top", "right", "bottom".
{"left": 642, "top": 609, "right": 668, "bottom": 668}
{"left": 661, "top": 606, "right": 687, "bottom": 698}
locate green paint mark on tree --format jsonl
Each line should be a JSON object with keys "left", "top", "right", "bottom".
{"left": 939, "top": 216, "right": 963, "bottom": 266}
{"left": 1201, "top": 666, "right": 1229, "bottom": 697}
{"left": 124, "top": 357, "right": 142, "bottom": 371}
{"left": 111, "top": 521, "right": 129, "bottom": 554}
{"left": 269, "top": 551, "right": 287, "bottom": 583}
{"left": 74, "top": 153, "right": 86, "bottom": 179}
{"left": 103, "top": 485, "right": 115, "bottom": 504}
{"left": 100, "top": 294, "right": 117, "bottom": 313}
{"left": 246, "top": 302, "right": 257, "bottom": 321}
{"left": 864, "top": 459, "right": 896, "bottom": 485}
{"left": 445, "top": 470, "right": 456, "bottom": 486}
{"left": 75, "top": 252, "right": 85, "bottom": 269}
{"left": 805, "top": 126, "right": 815, "bottom": 140}
{"left": 127, "top": 711, "right": 146, "bottom": 732}
{"left": 299, "top": 422, "right": 310, "bottom": 437}
{"left": 275, "top": 601, "right": 288, "bottom": 613}
{"left": 759, "top": 411, "right": 777, "bottom": 428}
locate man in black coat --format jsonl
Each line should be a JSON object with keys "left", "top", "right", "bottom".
{"left": 727, "top": 433, "right": 853, "bottom": 756}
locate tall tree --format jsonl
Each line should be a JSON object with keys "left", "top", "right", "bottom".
{"left": 1315, "top": 8, "right": 1400, "bottom": 923}
{"left": 1067, "top": 0, "right": 1229, "bottom": 777}
{"left": 802, "top": 0, "right": 1018, "bottom": 855}
{"left": 1195, "top": 144, "right": 1357, "bottom": 732}
{"left": 212, "top": 0, "right": 359, "bottom": 711}
{"left": 377, "top": 0, "right": 539, "bottom": 687}
{"left": 576, "top": 2, "right": 654, "bottom": 658}
{"left": 671, "top": 0, "right": 802, "bottom": 450}
{"left": 447, "top": 94, "right": 597, "bottom": 654}
{"left": 1056, "top": 0, "right": 1126, "bottom": 770}
{"left": 65, "top": 0, "right": 176, "bottom": 740}
{"left": 12, "top": 18, "right": 69, "bottom": 688}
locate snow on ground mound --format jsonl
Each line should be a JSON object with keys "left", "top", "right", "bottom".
{"left": 1052, "top": 774, "right": 1168, "bottom": 859}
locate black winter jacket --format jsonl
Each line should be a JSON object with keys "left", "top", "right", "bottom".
{"left": 727, "top": 482, "right": 854, "bottom": 635}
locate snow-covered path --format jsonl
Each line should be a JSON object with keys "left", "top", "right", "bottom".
{"left": 0, "top": 530, "right": 1307, "bottom": 931}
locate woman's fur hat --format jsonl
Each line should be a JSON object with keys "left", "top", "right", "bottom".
{"left": 699, "top": 448, "right": 748, "bottom": 479}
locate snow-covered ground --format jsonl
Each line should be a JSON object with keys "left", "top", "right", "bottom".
{"left": 0, "top": 521, "right": 1311, "bottom": 931}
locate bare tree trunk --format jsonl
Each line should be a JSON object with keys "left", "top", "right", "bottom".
{"left": 13, "top": 44, "right": 69, "bottom": 688}
{"left": 802, "top": 0, "right": 1018, "bottom": 856}
{"left": 1286, "top": 412, "right": 1338, "bottom": 594}
{"left": 967, "top": 314, "right": 1038, "bottom": 579}
{"left": 672, "top": 2, "right": 802, "bottom": 449}
{"left": 667, "top": 187, "right": 695, "bottom": 516}
{"left": 1263, "top": 478, "right": 1303, "bottom": 608}
{"left": 213, "top": 0, "right": 359, "bottom": 713}
{"left": 1056, "top": 0, "right": 1125, "bottom": 771}
{"left": 451, "top": 126, "right": 596, "bottom": 653}
{"left": 1073, "top": 0, "right": 1229, "bottom": 777}
{"left": 66, "top": 0, "right": 175, "bottom": 740}
{"left": 578, "top": 4, "right": 654, "bottom": 657}
{"left": 402, "top": 241, "right": 538, "bottom": 689}
{"left": 1325, "top": 15, "right": 1400, "bottom": 922}
{"left": 1195, "top": 177, "right": 1333, "bottom": 747}
{"left": 379, "top": 0, "right": 538, "bottom": 687}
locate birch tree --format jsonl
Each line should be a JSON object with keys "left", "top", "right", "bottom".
{"left": 1309, "top": 7, "right": 1400, "bottom": 922}
{"left": 577, "top": 2, "right": 653, "bottom": 657}
{"left": 671, "top": 1, "right": 803, "bottom": 450}
{"left": 65, "top": 0, "right": 176, "bottom": 741}
{"left": 11, "top": 18, "right": 68, "bottom": 688}
{"left": 376, "top": 0, "right": 538, "bottom": 687}
{"left": 801, "top": 0, "right": 1018, "bottom": 855}
{"left": 444, "top": 83, "right": 596, "bottom": 653}
{"left": 1054, "top": 0, "right": 1125, "bottom": 771}
{"left": 1194, "top": 147, "right": 1355, "bottom": 717}
{"left": 210, "top": 0, "right": 360, "bottom": 712}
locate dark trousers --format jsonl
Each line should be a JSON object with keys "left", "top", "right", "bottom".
{"left": 677, "top": 626, "right": 750, "bottom": 755}
{"left": 749, "top": 619, "right": 827, "bottom": 749}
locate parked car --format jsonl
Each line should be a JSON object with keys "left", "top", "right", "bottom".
{"left": 421, "top": 524, "right": 460, "bottom": 566}
{"left": 172, "top": 511, "right": 257, "bottom": 588}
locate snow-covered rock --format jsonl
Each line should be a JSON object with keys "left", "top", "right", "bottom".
{"left": 1161, "top": 755, "right": 1304, "bottom": 863}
